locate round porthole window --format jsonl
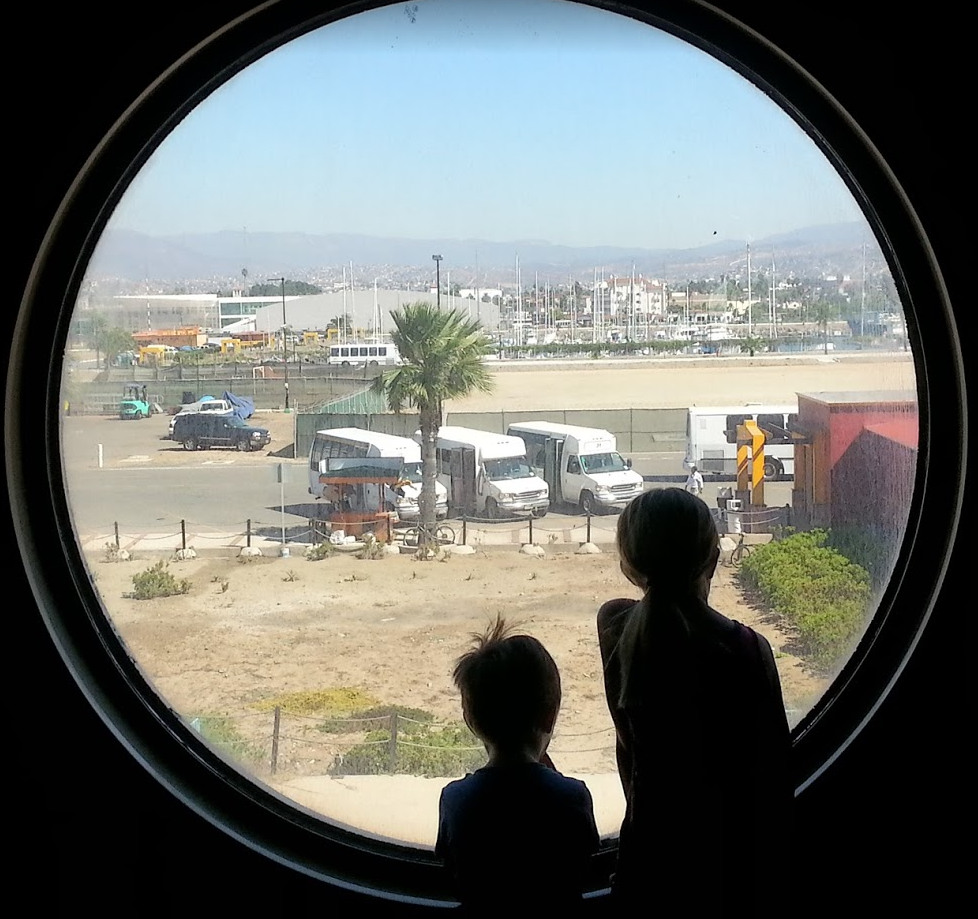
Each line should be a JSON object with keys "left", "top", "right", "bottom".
{"left": 9, "top": 0, "right": 962, "bottom": 907}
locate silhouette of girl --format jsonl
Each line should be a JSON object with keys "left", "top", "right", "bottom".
{"left": 597, "top": 488, "right": 790, "bottom": 907}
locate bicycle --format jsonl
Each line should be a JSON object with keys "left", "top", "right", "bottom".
{"left": 402, "top": 521, "right": 456, "bottom": 548}
{"left": 726, "top": 532, "right": 753, "bottom": 567}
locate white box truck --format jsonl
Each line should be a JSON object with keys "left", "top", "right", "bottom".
{"left": 506, "top": 421, "right": 645, "bottom": 514}
{"left": 422, "top": 426, "right": 550, "bottom": 519}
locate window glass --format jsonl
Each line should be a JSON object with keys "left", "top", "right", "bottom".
{"left": 59, "top": 0, "right": 918, "bottom": 852}
{"left": 725, "top": 414, "right": 749, "bottom": 443}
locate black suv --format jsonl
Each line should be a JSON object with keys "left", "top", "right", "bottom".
{"left": 172, "top": 413, "right": 272, "bottom": 452}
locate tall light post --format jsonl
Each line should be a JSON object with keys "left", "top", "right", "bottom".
{"left": 432, "top": 254, "right": 442, "bottom": 308}
{"left": 268, "top": 277, "right": 289, "bottom": 409}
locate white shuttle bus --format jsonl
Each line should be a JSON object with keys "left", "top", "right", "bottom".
{"left": 308, "top": 428, "right": 448, "bottom": 520}
{"left": 506, "top": 421, "right": 645, "bottom": 514}
{"left": 422, "top": 426, "right": 550, "bottom": 519}
{"left": 684, "top": 404, "right": 799, "bottom": 479}
{"left": 327, "top": 343, "right": 401, "bottom": 366}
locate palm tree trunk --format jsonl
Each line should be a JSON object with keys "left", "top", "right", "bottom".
{"left": 419, "top": 402, "right": 440, "bottom": 544}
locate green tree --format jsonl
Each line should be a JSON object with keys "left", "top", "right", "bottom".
{"left": 249, "top": 280, "right": 322, "bottom": 296}
{"left": 101, "top": 327, "right": 136, "bottom": 369}
{"left": 371, "top": 302, "right": 494, "bottom": 545}
{"left": 87, "top": 311, "right": 110, "bottom": 367}
{"left": 329, "top": 314, "right": 353, "bottom": 334}
{"left": 811, "top": 300, "right": 839, "bottom": 354}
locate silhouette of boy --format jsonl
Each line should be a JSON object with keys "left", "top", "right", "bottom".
{"left": 436, "top": 617, "right": 600, "bottom": 912}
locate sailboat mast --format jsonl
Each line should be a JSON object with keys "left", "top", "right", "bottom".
{"left": 747, "top": 242, "right": 753, "bottom": 337}
{"left": 861, "top": 242, "right": 866, "bottom": 338}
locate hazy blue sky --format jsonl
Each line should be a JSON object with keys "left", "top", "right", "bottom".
{"left": 110, "top": 0, "right": 866, "bottom": 250}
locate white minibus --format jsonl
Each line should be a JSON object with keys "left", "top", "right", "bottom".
{"left": 421, "top": 426, "right": 549, "bottom": 519}
{"left": 327, "top": 343, "right": 401, "bottom": 366}
{"left": 506, "top": 421, "right": 645, "bottom": 514}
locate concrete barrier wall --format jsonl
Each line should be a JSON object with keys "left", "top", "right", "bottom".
{"left": 296, "top": 409, "right": 686, "bottom": 458}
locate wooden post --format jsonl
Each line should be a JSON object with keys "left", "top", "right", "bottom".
{"left": 586, "top": 510, "right": 592, "bottom": 544}
{"left": 528, "top": 516, "right": 534, "bottom": 545}
{"left": 114, "top": 522, "right": 120, "bottom": 549}
{"left": 270, "top": 706, "right": 281, "bottom": 775}
{"left": 462, "top": 514, "right": 467, "bottom": 546}
{"left": 181, "top": 519, "right": 187, "bottom": 552}
{"left": 388, "top": 712, "right": 399, "bottom": 774}
{"left": 246, "top": 518, "right": 252, "bottom": 548}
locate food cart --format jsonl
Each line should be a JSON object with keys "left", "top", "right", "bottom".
{"left": 315, "top": 455, "right": 406, "bottom": 542}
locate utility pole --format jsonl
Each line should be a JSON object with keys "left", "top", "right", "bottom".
{"left": 432, "top": 254, "right": 443, "bottom": 308}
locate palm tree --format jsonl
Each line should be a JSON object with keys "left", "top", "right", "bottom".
{"left": 371, "top": 302, "right": 494, "bottom": 544}
{"left": 811, "top": 301, "right": 838, "bottom": 354}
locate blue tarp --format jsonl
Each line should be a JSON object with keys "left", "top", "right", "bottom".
{"left": 222, "top": 391, "right": 255, "bottom": 421}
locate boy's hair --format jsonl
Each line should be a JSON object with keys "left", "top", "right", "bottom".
{"left": 453, "top": 616, "right": 561, "bottom": 749}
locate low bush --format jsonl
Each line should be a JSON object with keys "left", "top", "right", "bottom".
{"left": 252, "top": 686, "right": 378, "bottom": 716}
{"left": 738, "top": 529, "right": 871, "bottom": 669}
{"left": 328, "top": 705, "right": 486, "bottom": 778}
{"left": 305, "top": 542, "right": 334, "bottom": 561}
{"left": 130, "top": 561, "right": 191, "bottom": 599}
{"left": 191, "top": 714, "right": 266, "bottom": 763}
{"left": 319, "top": 703, "right": 433, "bottom": 734}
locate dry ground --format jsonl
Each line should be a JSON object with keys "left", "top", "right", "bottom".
{"left": 90, "top": 543, "right": 828, "bottom": 839}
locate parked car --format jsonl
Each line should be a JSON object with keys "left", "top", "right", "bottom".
{"left": 171, "top": 413, "right": 271, "bottom": 452}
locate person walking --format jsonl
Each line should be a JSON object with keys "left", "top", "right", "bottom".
{"left": 684, "top": 464, "right": 704, "bottom": 496}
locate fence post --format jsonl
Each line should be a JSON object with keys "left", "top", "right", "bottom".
{"left": 461, "top": 514, "right": 467, "bottom": 546}
{"left": 271, "top": 706, "right": 281, "bottom": 775}
{"left": 114, "top": 522, "right": 120, "bottom": 550}
{"left": 528, "top": 516, "right": 533, "bottom": 545}
{"left": 181, "top": 519, "right": 187, "bottom": 552}
{"left": 388, "top": 712, "right": 399, "bottom": 774}
{"left": 586, "top": 509, "right": 592, "bottom": 544}
{"left": 246, "top": 518, "right": 252, "bottom": 548}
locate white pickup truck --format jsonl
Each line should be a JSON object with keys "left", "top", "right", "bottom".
{"left": 168, "top": 399, "right": 234, "bottom": 438}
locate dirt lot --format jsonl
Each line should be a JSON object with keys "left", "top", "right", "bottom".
{"left": 70, "top": 355, "right": 905, "bottom": 842}
{"left": 90, "top": 542, "right": 828, "bottom": 839}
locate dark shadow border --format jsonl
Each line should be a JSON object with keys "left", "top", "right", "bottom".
{"left": 5, "top": 0, "right": 964, "bottom": 907}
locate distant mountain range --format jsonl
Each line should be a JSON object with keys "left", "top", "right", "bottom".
{"left": 87, "top": 222, "right": 875, "bottom": 282}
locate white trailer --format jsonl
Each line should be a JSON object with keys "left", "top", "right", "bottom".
{"left": 684, "top": 404, "right": 799, "bottom": 479}
{"left": 423, "top": 426, "right": 550, "bottom": 519}
{"left": 308, "top": 428, "right": 448, "bottom": 520}
{"left": 506, "top": 421, "right": 645, "bottom": 514}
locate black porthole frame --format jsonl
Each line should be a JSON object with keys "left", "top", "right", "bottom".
{"left": 6, "top": 0, "right": 964, "bottom": 908}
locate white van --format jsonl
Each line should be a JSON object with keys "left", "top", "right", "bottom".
{"left": 507, "top": 422, "right": 645, "bottom": 514}
{"left": 684, "top": 404, "right": 798, "bottom": 479}
{"left": 308, "top": 428, "right": 448, "bottom": 520}
{"left": 422, "top": 426, "right": 549, "bottom": 519}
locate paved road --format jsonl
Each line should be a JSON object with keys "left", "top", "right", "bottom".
{"left": 61, "top": 415, "right": 791, "bottom": 548}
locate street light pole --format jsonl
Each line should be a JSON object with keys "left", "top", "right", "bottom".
{"left": 269, "top": 277, "right": 289, "bottom": 409}
{"left": 432, "top": 254, "right": 443, "bottom": 308}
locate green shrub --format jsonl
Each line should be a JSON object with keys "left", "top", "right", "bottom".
{"left": 305, "top": 541, "right": 334, "bottom": 561}
{"left": 191, "top": 714, "right": 266, "bottom": 763}
{"left": 130, "top": 560, "right": 191, "bottom": 599}
{"left": 329, "top": 714, "right": 486, "bottom": 778}
{"left": 738, "top": 529, "right": 871, "bottom": 669}
{"left": 827, "top": 525, "right": 896, "bottom": 589}
{"left": 319, "top": 704, "right": 433, "bottom": 734}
